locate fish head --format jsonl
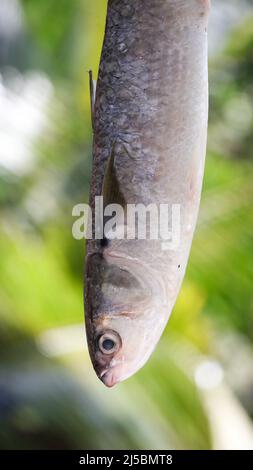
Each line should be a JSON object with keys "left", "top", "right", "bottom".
{"left": 85, "top": 251, "right": 166, "bottom": 387}
{"left": 87, "top": 313, "right": 164, "bottom": 388}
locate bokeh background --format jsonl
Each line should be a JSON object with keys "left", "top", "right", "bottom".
{"left": 0, "top": 0, "right": 253, "bottom": 450}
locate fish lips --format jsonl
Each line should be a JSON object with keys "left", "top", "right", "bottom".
{"left": 100, "top": 368, "right": 119, "bottom": 388}
{"left": 94, "top": 355, "right": 123, "bottom": 388}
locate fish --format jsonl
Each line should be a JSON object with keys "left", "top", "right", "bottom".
{"left": 85, "top": 0, "right": 210, "bottom": 387}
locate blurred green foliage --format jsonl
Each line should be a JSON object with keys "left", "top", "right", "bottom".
{"left": 0, "top": 0, "right": 253, "bottom": 450}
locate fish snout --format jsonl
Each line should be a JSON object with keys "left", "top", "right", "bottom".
{"left": 100, "top": 368, "right": 119, "bottom": 388}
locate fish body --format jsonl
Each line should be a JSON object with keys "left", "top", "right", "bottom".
{"left": 85, "top": 0, "right": 210, "bottom": 387}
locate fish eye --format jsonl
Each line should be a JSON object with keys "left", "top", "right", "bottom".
{"left": 98, "top": 331, "right": 121, "bottom": 355}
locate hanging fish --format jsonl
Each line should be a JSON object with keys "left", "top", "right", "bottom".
{"left": 85, "top": 0, "right": 210, "bottom": 387}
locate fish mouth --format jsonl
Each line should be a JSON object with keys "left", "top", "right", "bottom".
{"left": 99, "top": 363, "right": 138, "bottom": 388}
{"left": 100, "top": 369, "right": 118, "bottom": 388}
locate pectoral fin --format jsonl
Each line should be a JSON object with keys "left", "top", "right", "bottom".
{"left": 102, "top": 141, "right": 126, "bottom": 208}
{"left": 89, "top": 70, "right": 96, "bottom": 131}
